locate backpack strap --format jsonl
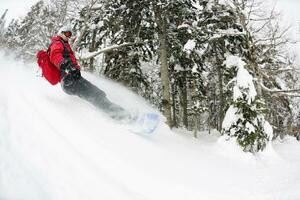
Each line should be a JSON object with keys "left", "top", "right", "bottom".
{"left": 60, "top": 39, "right": 70, "bottom": 59}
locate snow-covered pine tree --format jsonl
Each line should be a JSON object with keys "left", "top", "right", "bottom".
{"left": 227, "top": 0, "right": 298, "bottom": 138}
{"left": 98, "top": 0, "right": 251, "bottom": 130}
{"left": 3, "top": 19, "right": 22, "bottom": 54}
{"left": 222, "top": 55, "right": 273, "bottom": 152}
{"left": 13, "top": 1, "right": 46, "bottom": 60}
{"left": 72, "top": 0, "right": 106, "bottom": 72}
{"left": 94, "top": 0, "right": 196, "bottom": 127}
{"left": 165, "top": 0, "right": 204, "bottom": 129}
{"left": 190, "top": 0, "right": 248, "bottom": 131}
{"left": 96, "top": 0, "right": 152, "bottom": 95}
{"left": 3, "top": 0, "right": 69, "bottom": 60}
{"left": 100, "top": 0, "right": 210, "bottom": 128}
{"left": 3, "top": 0, "right": 80, "bottom": 61}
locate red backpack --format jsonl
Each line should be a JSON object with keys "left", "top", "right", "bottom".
{"left": 37, "top": 50, "right": 61, "bottom": 85}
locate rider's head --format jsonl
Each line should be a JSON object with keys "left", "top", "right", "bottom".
{"left": 58, "top": 25, "right": 73, "bottom": 42}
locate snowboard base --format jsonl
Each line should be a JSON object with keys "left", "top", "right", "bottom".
{"left": 128, "top": 113, "right": 160, "bottom": 134}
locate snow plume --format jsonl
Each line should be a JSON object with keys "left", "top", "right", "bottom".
{"left": 222, "top": 55, "right": 273, "bottom": 153}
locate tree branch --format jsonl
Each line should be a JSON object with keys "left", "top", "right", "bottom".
{"left": 78, "top": 42, "right": 134, "bottom": 61}
{"left": 260, "top": 82, "right": 300, "bottom": 94}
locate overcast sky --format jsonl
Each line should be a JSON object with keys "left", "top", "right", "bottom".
{"left": 276, "top": 0, "right": 300, "bottom": 28}
{"left": 277, "top": 0, "right": 300, "bottom": 20}
{"left": 0, "top": 0, "right": 39, "bottom": 22}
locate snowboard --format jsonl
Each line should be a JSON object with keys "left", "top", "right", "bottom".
{"left": 128, "top": 112, "right": 160, "bottom": 134}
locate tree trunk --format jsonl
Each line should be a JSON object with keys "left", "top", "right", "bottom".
{"left": 181, "top": 71, "right": 188, "bottom": 128}
{"left": 218, "top": 63, "right": 224, "bottom": 131}
{"left": 155, "top": 9, "right": 172, "bottom": 127}
{"left": 193, "top": 114, "right": 198, "bottom": 138}
{"left": 171, "top": 83, "right": 178, "bottom": 128}
{"left": 192, "top": 78, "right": 199, "bottom": 136}
{"left": 88, "top": 29, "right": 97, "bottom": 72}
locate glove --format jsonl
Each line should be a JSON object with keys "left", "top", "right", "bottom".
{"left": 71, "top": 67, "right": 81, "bottom": 80}
{"left": 59, "top": 59, "right": 81, "bottom": 80}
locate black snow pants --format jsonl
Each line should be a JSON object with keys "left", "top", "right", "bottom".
{"left": 61, "top": 75, "right": 130, "bottom": 120}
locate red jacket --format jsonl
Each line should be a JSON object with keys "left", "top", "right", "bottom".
{"left": 49, "top": 36, "right": 80, "bottom": 70}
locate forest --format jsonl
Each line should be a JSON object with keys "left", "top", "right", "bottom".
{"left": 0, "top": 0, "right": 299, "bottom": 153}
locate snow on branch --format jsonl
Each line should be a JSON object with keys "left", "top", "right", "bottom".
{"left": 261, "top": 67, "right": 294, "bottom": 73}
{"left": 79, "top": 43, "right": 134, "bottom": 61}
{"left": 210, "top": 29, "right": 246, "bottom": 41}
{"left": 260, "top": 82, "right": 300, "bottom": 95}
{"left": 25, "top": 51, "right": 36, "bottom": 57}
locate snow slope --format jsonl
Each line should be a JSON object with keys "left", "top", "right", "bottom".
{"left": 1, "top": 52, "right": 300, "bottom": 200}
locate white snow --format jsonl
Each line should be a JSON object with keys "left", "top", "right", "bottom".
{"left": 245, "top": 122, "right": 255, "bottom": 133}
{"left": 225, "top": 55, "right": 257, "bottom": 103}
{"left": 183, "top": 39, "right": 196, "bottom": 53}
{"left": 177, "top": 23, "right": 190, "bottom": 29}
{"left": 223, "top": 55, "right": 274, "bottom": 149}
{"left": 192, "top": 1, "right": 203, "bottom": 11}
{"left": 263, "top": 120, "right": 274, "bottom": 139}
{"left": 222, "top": 105, "right": 239, "bottom": 131}
{"left": 233, "top": 85, "right": 242, "bottom": 100}
{"left": 1, "top": 52, "right": 300, "bottom": 200}
{"left": 236, "top": 66, "right": 257, "bottom": 103}
{"left": 224, "top": 55, "right": 246, "bottom": 69}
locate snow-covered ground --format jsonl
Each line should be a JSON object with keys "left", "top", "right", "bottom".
{"left": 1, "top": 52, "right": 300, "bottom": 200}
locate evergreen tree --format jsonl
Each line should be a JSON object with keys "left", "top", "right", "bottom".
{"left": 99, "top": 0, "right": 207, "bottom": 127}
{"left": 222, "top": 55, "right": 273, "bottom": 152}
{"left": 190, "top": 0, "right": 248, "bottom": 131}
{"left": 3, "top": 0, "right": 76, "bottom": 60}
{"left": 18, "top": 0, "right": 72, "bottom": 60}
{"left": 3, "top": 19, "right": 22, "bottom": 53}
{"left": 228, "top": 0, "right": 297, "bottom": 137}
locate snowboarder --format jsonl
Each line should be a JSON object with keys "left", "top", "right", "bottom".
{"left": 48, "top": 25, "right": 131, "bottom": 121}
